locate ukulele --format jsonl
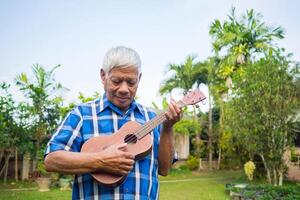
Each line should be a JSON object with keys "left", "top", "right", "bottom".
{"left": 81, "top": 89, "right": 206, "bottom": 187}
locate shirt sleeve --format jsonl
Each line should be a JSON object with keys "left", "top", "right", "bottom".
{"left": 44, "top": 107, "right": 83, "bottom": 158}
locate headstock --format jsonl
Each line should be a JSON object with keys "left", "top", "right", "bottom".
{"left": 178, "top": 89, "right": 206, "bottom": 108}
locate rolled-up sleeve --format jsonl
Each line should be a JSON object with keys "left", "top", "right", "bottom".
{"left": 44, "top": 107, "right": 83, "bottom": 157}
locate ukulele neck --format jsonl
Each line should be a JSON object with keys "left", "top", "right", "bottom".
{"left": 135, "top": 100, "right": 185, "bottom": 139}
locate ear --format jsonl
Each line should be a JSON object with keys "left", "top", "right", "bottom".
{"left": 100, "top": 69, "right": 106, "bottom": 84}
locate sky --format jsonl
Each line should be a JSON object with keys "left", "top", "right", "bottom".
{"left": 1, "top": 0, "right": 299, "bottom": 112}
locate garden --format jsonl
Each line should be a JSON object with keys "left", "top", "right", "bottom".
{"left": 1, "top": 7, "right": 300, "bottom": 200}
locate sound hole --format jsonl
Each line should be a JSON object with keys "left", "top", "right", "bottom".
{"left": 124, "top": 134, "right": 137, "bottom": 144}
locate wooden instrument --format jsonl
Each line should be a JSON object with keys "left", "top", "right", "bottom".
{"left": 81, "top": 89, "right": 206, "bottom": 187}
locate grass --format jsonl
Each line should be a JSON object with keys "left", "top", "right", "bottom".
{"left": 0, "top": 170, "right": 243, "bottom": 200}
{"left": 159, "top": 169, "right": 242, "bottom": 200}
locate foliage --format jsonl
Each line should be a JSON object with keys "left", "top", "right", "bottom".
{"left": 290, "top": 147, "right": 299, "bottom": 163}
{"left": 244, "top": 161, "right": 256, "bottom": 181}
{"left": 225, "top": 49, "right": 300, "bottom": 185}
{"left": 36, "top": 148, "right": 50, "bottom": 177}
{"left": 230, "top": 184, "right": 300, "bottom": 200}
{"left": 208, "top": 8, "right": 290, "bottom": 175}
{"left": 186, "top": 155, "right": 199, "bottom": 170}
{"left": 14, "top": 64, "right": 65, "bottom": 171}
{"left": 0, "top": 82, "right": 16, "bottom": 149}
{"left": 151, "top": 97, "right": 169, "bottom": 111}
{"left": 0, "top": 83, "right": 32, "bottom": 153}
{"left": 173, "top": 119, "right": 200, "bottom": 136}
{"left": 159, "top": 56, "right": 207, "bottom": 95}
{"left": 15, "top": 64, "right": 64, "bottom": 135}
{"left": 209, "top": 8, "right": 284, "bottom": 80}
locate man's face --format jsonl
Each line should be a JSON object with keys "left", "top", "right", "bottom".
{"left": 101, "top": 66, "right": 141, "bottom": 112}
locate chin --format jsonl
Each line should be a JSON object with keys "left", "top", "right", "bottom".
{"left": 115, "top": 102, "right": 130, "bottom": 110}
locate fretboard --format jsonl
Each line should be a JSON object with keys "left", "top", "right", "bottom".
{"left": 134, "top": 100, "right": 185, "bottom": 139}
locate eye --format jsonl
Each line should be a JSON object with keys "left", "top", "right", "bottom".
{"left": 110, "top": 78, "right": 122, "bottom": 85}
{"left": 127, "top": 79, "right": 137, "bottom": 87}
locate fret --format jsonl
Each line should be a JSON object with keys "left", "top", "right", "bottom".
{"left": 133, "top": 89, "right": 205, "bottom": 140}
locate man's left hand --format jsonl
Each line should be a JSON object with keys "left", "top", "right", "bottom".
{"left": 163, "top": 99, "right": 183, "bottom": 129}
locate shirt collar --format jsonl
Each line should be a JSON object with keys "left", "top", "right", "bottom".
{"left": 96, "top": 93, "right": 143, "bottom": 116}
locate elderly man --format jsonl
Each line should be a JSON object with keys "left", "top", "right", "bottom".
{"left": 44, "top": 46, "right": 182, "bottom": 200}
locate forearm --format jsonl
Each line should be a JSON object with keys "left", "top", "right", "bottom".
{"left": 158, "top": 126, "right": 175, "bottom": 176}
{"left": 44, "top": 150, "right": 98, "bottom": 174}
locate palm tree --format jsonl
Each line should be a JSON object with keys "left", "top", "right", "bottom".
{"left": 160, "top": 56, "right": 207, "bottom": 95}
{"left": 208, "top": 8, "right": 285, "bottom": 169}
{"left": 15, "top": 64, "right": 64, "bottom": 170}
{"left": 160, "top": 56, "right": 209, "bottom": 165}
{"left": 209, "top": 8, "right": 284, "bottom": 82}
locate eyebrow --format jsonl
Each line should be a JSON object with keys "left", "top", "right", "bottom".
{"left": 110, "top": 76, "right": 138, "bottom": 80}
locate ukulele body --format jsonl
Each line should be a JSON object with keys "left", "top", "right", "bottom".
{"left": 81, "top": 121, "right": 153, "bottom": 187}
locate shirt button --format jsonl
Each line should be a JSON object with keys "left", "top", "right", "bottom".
{"left": 125, "top": 188, "right": 129, "bottom": 193}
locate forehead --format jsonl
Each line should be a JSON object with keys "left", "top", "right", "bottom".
{"left": 109, "top": 66, "right": 139, "bottom": 77}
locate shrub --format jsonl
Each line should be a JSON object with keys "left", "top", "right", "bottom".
{"left": 244, "top": 161, "right": 256, "bottom": 181}
{"left": 231, "top": 184, "right": 300, "bottom": 200}
{"left": 186, "top": 155, "right": 199, "bottom": 170}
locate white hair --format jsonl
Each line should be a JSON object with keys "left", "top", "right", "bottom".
{"left": 102, "top": 46, "right": 141, "bottom": 74}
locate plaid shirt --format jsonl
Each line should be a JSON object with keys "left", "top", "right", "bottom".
{"left": 45, "top": 94, "right": 162, "bottom": 200}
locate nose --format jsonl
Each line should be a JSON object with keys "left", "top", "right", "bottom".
{"left": 118, "top": 81, "right": 129, "bottom": 95}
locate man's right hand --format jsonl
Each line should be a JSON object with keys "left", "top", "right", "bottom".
{"left": 94, "top": 143, "right": 135, "bottom": 175}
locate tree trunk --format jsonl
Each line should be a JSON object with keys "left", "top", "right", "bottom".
{"left": 273, "top": 168, "right": 278, "bottom": 186}
{"left": 193, "top": 105, "right": 201, "bottom": 158}
{"left": 217, "top": 148, "right": 221, "bottom": 170}
{"left": 15, "top": 148, "right": 18, "bottom": 182}
{"left": 0, "top": 149, "right": 4, "bottom": 164}
{"left": 208, "top": 89, "right": 213, "bottom": 171}
{"left": 278, "top": 171, "right": 283, "bottom": 186}
{"left": 0, "top": 153, "right": 10, "bottom": 177}
{"left": 217, "top": 99, "right": 224, "bottom": 170}
{"left": 3, "top": 153, "right": 12, "bottom": 184}
{"left": 34, "top": 140, "right": 40, "bottom": 172}
{"left": 260, "top": 154, "right": 272, "bottom": 184}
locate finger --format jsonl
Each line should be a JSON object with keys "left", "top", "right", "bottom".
{"left": 168, "top": 102, "right": 178, "bottom": 119}
{"left": 122, "top": 152, "right": 135, "bottom": 160}
{"left": 116, "top": 143, "right": 127, "bottom": 150}
{"left": 119, "top": 169, "right": 131, "bottom": 175}
{"left": 164, "top": 110, "right": 171, "bottom": 120}
{"left": 170, "top": 99, "right": 182, "bottom": 114}
{"left": 120, "top": 163, "right": 134, "bottom": 171}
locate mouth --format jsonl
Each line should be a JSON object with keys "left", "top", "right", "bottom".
{"left": 115, "top": 96, "right": 130, "bottom": 102}
{"left": 116, "top": 96, "right": 130, "bottom": 99}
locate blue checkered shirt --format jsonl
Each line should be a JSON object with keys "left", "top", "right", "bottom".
{"left": 45, "top": 94, "right": 162, "bottom": 200}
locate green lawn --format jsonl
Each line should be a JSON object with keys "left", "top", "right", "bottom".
{"left": 0, "top": 170, "right": 242, "bottom": 200}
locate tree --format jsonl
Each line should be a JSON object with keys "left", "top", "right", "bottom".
{"left": 15, "top": 64, "right": 64, "bottom": 171}
{"left": 225, "top": 49, "right": 300, "bottom": 185}
{"left": 0, "top": 82, "right": 16, "bottom": 183}
{"left": 209, "top": 8, "right": 284, "bottom": 73}
{"left": 209, "top": 8, "right": 285, "bottom": 169}
{"left": 0, "top": 83, "right": 31, "bottom": 183}
{"left": 159, "top": 56, "right": 210, "bottom": 165}
{"left": 160, "top": 56, "right": 207, "bottom": 95}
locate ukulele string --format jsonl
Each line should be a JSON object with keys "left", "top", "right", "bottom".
{"left": 124, "top": 100, "right": 185, "bottom": 144}
{"left": 124, "top": 113, "right": 166, "bottom": 144}
{"left": 124, "top": 115, "right": 160, "bottom": 144}
{"left": 123, "top": 117, "right": 157, "bottom": 143}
